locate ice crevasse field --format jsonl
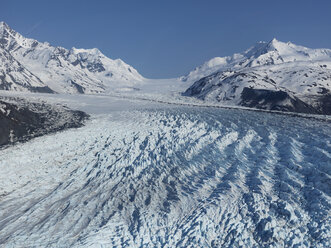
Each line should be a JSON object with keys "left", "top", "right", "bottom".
{"left": 0, "top": 93, "right": 330, "bottom": 247}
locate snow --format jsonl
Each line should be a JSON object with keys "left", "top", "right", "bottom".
{"left": 0, "top": 91, "right": 330, "bottom": 247}
{"left": 182, "top": 37, "right": 331, "bottom": 93}
{"left": 181, "top": 56, "right": 237, "bottom": 82}
{"left": 71, "top": 47, "right": 102, "bottom": 56}
{"left": 182, "top": 39, "right": 331, "bottom": 112}
{"left": 0, "top": 22, "right": 143, "bottom": 94}
{"left": 1, "top": 22, "right": 331, "bottom": 115}
{"left": 0, "top": 21, "right": 331, "bottom": 247}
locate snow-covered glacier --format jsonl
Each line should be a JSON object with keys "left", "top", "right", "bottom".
{"left": 0, "top": 95, "right": 330, "bottom": 247}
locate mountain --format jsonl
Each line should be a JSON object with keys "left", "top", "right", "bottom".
{"left": 0, "top": 47, "right": 54, "bottom": 93}
{"left": 183, "top": 39, "right": 331, "bottom": 114}
{"left": 0, "top": 21, "right": 143, "bottom": 94}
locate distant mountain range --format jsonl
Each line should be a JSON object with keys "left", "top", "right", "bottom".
{"left": 183, "top": 38, "right": 331, "bottom": 114}
{"left": 1, "top": 21, "right": 330, "bottom": 114}
{"left": 0, "top": 22, "right": 143, "bottom": 94}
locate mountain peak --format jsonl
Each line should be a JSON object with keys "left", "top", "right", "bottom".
{"left": 184, "top": 38, "right": 331, "bottom": 82}
{"left": 244, "top": 38, "right": 293, "bottom": 61}
{"left": 0, "top": 21, "right": 7, "bottom": 27}
{"left": 71, "top": 47, "right": 102, "bottom": 56}
{"left": 270, "top": 37, "right": 279, "bottom": 43}
{"left": 0, "top": 21, "right": 15, "bottom": 34}
{"left": 266, "top": 38, "right": 287, "bottom": 51}
{"left": 0, "top": 21, "right": 10, "bottom": 33}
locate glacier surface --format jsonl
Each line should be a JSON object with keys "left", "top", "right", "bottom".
{"left": 0, "top": 94, "right": 330, "bottom": 247}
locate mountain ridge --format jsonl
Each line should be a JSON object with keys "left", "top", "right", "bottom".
{"left": 0, "top": 21, "right": 143, "bottom": 94}
{"left": 1, "top": 21, "right": 331, "bottom": 114}
{"left": 182, "top": 38, "right": 331, "bottom": 82}
{"left": 183, "top": 38, "right": 331, "bottom": 114}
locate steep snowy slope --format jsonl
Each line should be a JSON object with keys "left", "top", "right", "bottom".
{"left": 0, "top": 22, "right": 143, "bottom": 94}
{"left": 183, "top": 39, "right": 331, "bottom": 114}
{"left": 69, "top": 47, "right": 143, "bottom": 82}
{"left": 0, "top": 48, "right": 53, "bottom": 93}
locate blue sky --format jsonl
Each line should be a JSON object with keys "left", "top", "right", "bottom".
{"left": 2, "top": 0, "right": 331, "bottom": 78}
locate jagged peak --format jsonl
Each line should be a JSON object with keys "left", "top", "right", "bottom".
{"left": 266, "top": 38, "right": 290, "bottom": 51}
{"left": 0, "top": 22, "right": 19, "bottom": 37}
{"left": 243, "top": 38, "right": 297, "bottom": 60}
{"left": 0, "top": 21, "right": 11, "bottom": 35}
{"left": 0, "top": 21, "right": 8, "bottom": 28}
{"left": 70, "top": 48, "right": 134, "bottom": 68}
{"left": 256, "top": 38, "right": 284, "bottom": 50}
{"left": 269, "top": 37, "right": 280, "bottom": 44}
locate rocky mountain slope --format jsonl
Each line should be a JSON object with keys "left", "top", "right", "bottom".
{"left": 0, "top": 22, "right": 143, "bottom": 94}
{"left": 183, "top": 39, "right": 331, "bottom": 114}
{"left": 0, "top": 96, "right": 88, "bottom": 147}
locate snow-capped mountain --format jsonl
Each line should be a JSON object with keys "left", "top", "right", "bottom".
{"left": 0, "top": 47, "right": 54, "bottom": 93}
{"left": 183, "top": 39, "right": 331, "bottom": 114}
{"left": 0, "top": 22, "right": 143, "bottom": 94}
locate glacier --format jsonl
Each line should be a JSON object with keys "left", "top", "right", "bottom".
{"left": 0, "top": 21, "right": 331, "bottom": 248}
{"left": 1, "top": 21, "right": 331, "bottom": 115}
{"left": 0, "top": 94, "right": 330, "bottom": 247}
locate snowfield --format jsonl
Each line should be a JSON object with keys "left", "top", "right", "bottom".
{"left": 0, "top": 93, "right": 330, "bottom": 247}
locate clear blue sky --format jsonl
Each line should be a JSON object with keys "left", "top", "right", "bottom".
{"left": 2, "top": 0, "right": 331, "bottom": 78}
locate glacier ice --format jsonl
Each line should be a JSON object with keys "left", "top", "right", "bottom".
{"left": 0, "top": 95, "right": 330, "bottom": 247}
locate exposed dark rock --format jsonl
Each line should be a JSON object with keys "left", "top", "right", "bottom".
{"left": 183, "top": 72, "right": 222, "bottom": 98}
{"left": 29, "top": 86, "right": 55, "bottom": 93}
{"left": 71, "top": 80, "right": 85, "bottom": 94}
{"left": 305, "top": 94, "right": 331, "bottom": 115}
{"left": 240, "top": 88, "right": 318, "bottom": 114}
{"left": 0, "top": 97, "right": 89, "bottom": 148}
